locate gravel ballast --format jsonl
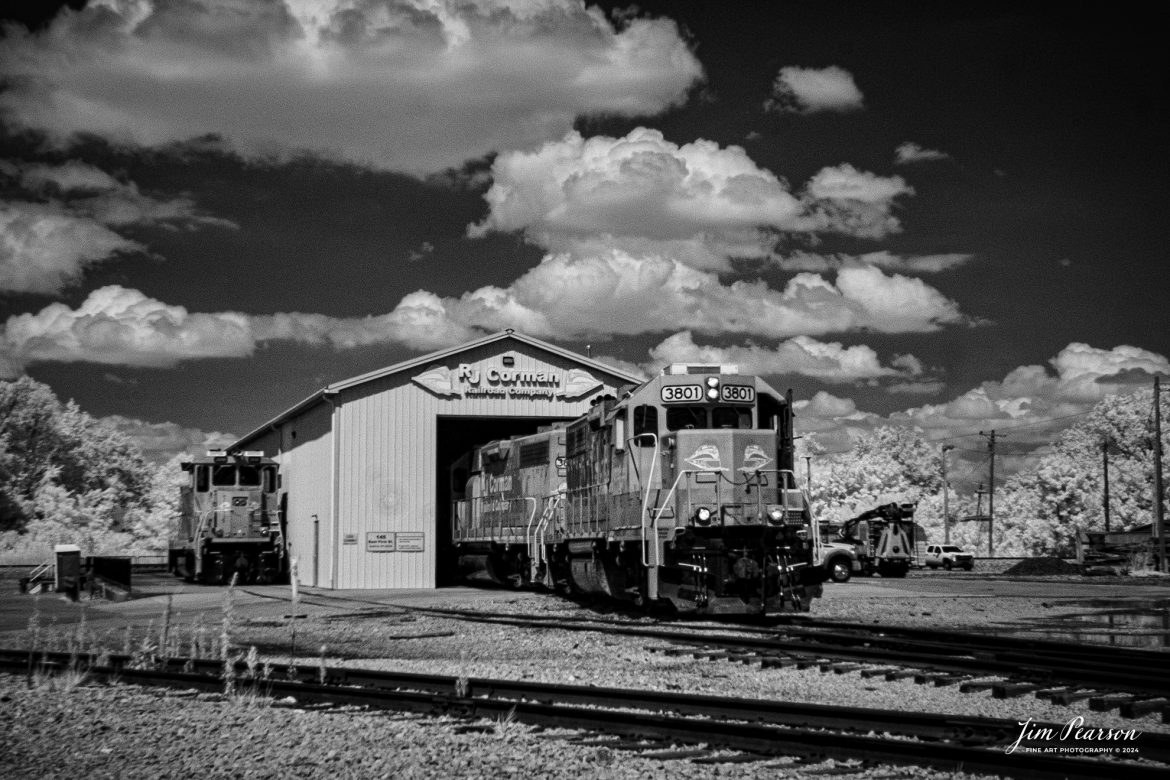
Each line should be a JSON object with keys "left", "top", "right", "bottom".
{"left": 2, "top": 571, "right": 1168, "bottom": 779}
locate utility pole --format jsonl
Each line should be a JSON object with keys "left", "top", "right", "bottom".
{"left": 1155, "top": 376, "right": 1166, "bottom": 573}
{"left": 979, "top": 430, "right": 1001, "bottom": 557}
{"left": 942, "top": 445, "right": 955, "bottom": 544}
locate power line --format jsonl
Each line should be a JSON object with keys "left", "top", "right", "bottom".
{"left": 925, "top": 410, "right": 1093, "bottom": 444}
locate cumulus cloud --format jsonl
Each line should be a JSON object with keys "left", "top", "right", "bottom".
{"left": 102, "top": 414, "right": 237, "bottom": 464}
{"left": 0, "top": 160, "right": 236, "bottom": 293}
{"left": 645, "top": 331, "right": 923, "bottom": 383}
{"left": 469, "top": 128, "right": 917, "bottom": 270}
{"left": 0, "top": 285, "right": 484, "bottom": 376}
{"left": 894, "top": 142, "right": 951, "bottom": 165}
{"left": 796, "top": 343, "right": 1170, "bottom": 460}
{"left": 0, "top": 0, "right": 702, "bottom": 174}
{"left": 764, "top": 66, "right": 864, "bottom": 114}
{"left": 0, "top": 202, "right": 144, "bottom": 294}
{"left": 776, "top": 250, "right": 973, "bottom": 274}
{"left": 423, "top": 253, "right": 967, "bottom": 340}
{"left": 1, "top": 260, "right": 969, "bottom": 374}
{"left": 1, "top": 286, "right": 259, "bottom": 372}
{"left": 799, "top": 164, "right": 914, "bottom": 240}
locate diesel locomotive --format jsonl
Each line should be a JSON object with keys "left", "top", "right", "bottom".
{"left": 168, "top": 449, "right": 287, "bottom": 584}
{"left": 450, "top": 363, "right": 826, "bottom": 615}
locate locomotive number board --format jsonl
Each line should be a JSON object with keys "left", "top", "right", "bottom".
{"left": 721, "top": 385, "right": 755, "bottom": 403}
{"left": 660, "top": 384, "right": 757, "bottom": 403}
{"left": 660, "top": 384, "right": 702, "bottom": 402}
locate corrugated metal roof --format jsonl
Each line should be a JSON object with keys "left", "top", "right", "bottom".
{"left": 232, "top": 330, "right": 642, "bottom": 448}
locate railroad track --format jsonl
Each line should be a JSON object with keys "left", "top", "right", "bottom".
{"left": 3, "top": 648, "right": 1167, "bottom": 779}
{"left": 234, "top": 589, "right": 1170, "bottom": 721}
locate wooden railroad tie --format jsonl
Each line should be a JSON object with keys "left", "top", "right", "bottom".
{"left": 1119, "top": 697, "right": 1170, "bottom": 718}
{"left": 959, "top": 680, "right": 1000, "bottom": 693}
{"left": 1089, "top": 693, "right": 1137, "bottom": 712}
{"left": 1048, "top": 688, "right": 1100, "bottom": 705}
{"left": 992, "top": 682, "right": 1043, "bottom": 698}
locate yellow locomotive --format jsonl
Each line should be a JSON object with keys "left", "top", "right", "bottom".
{"left": 451, "top": 364, "right": 825, "bottom": 615}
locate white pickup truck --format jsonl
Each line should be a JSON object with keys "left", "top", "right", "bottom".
{"left": 924, "top": 544, "right": 974, "bottom": 571}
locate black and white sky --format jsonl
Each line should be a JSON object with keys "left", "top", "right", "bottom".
{"left": 1, "top": 0, "right": 1167, "bottom": 485}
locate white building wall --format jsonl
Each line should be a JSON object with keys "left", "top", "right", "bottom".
{"left": 276, "top": 402, "right": 335, "bottom": 587}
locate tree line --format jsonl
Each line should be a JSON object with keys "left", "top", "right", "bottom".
{"left": 803, "top": 386, "right": 1170, "bottom": 557}
{"left": 0, "top": 377, "right": 182, "bottom": 558}
{"left": 2, "top": 375, "right": 1167, "bottom": 560}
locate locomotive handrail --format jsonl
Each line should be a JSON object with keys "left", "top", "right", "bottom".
{"left": 528, "top": 494, "right": 563, "bottom": 583}
{"left": 524, "top": 495, "right": 545, "bottom": 551}
{"left": 634, "top": 433, "right": 661, "bottom": 564}
{"left": 563, "top": 481, "right": 611, "bottom": 536}
{"left": 642, "top": 467, "right": 701, "bottom": 567}
{"left": 460, "top": 494, "right": 537, "bottom": 542}
{"left": 640, "top": 468, "right": 818, "bottom": 569}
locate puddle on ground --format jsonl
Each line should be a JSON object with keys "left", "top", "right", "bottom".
{"left": 1002, "top": 598, "right": 1170, "bottom": 650}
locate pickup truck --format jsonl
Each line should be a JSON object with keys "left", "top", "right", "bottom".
{"left": 924, "top": 544, "right": 974, "bottom": 571}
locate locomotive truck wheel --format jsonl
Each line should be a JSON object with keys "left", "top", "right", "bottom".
{"left": 827, "top": 557, "right": 852, "bottom": 583}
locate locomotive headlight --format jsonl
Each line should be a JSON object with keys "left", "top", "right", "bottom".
{"left": 705, "top": 377, "right": 719, "bottom": 387}
{"left": 766, "top": 505, "right": 786, "bottom": 525}
{"left": 694, "top": 506, "right": 713, "bottom": 525}
{"left": 706, "top": 387, "right": 719, "bottom": 399}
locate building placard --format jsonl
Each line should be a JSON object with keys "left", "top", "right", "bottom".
{"left": 396, "top": 532, "right": 425, "bottom": 552}
{"left": 343, "top": 534, "right": 358, "bottom": 545}
{"left": 411, "top": 362, "right": 602, "bottom": 401}
{"left": 366, "top": 532, "right": 395, "bottom": 552}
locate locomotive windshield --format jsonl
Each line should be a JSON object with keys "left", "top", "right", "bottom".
{"left": 200, "top": 463, "right": 276, "bottom": 491}
{"left": 665, "top": 406, "right": 752, "bottom": 431}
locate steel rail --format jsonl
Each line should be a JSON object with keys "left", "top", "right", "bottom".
{"left": 7, "top": 649, "right": 1170, "bottom": 758}
{"left": 226, "top": 590, "right": 1170, "bottom": 701}
{"left": 284, "top": 604, "right": 1170, "bottom": 698}
{"left": 1, "top": 654, "right": 1163, "bottom": 780}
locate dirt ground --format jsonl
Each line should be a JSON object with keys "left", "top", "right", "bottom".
{"left": 2, "top": 564, "right": 1167, "bottom": 651}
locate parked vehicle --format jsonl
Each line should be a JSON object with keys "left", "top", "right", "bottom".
{"left": 818, "top": 502, "right": 917, "bottom": 582}
{"left": 924, "top": 544, "right": 974, "bottom": 571}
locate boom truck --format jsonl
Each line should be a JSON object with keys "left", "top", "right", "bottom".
{"left": 819, "top": 502, "right": 916, "bottom": 583}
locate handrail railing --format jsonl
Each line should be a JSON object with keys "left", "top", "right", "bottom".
{"left": 640, "top": 467, "right": 817, "bottom": 567}
{"left": 527, "top": 494, "right": 563, "bottom": 583}
{"left": 452, "top": 494, "right": 538, "bottom": 543}
{"left": 563, "top": 481, "right": 611, "bottom": 537}
{"left": 27, "top": 559, "right": 53, "bottom": 583}
{"left": 642, "top": 467, "right": 696, "bottom": 567}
